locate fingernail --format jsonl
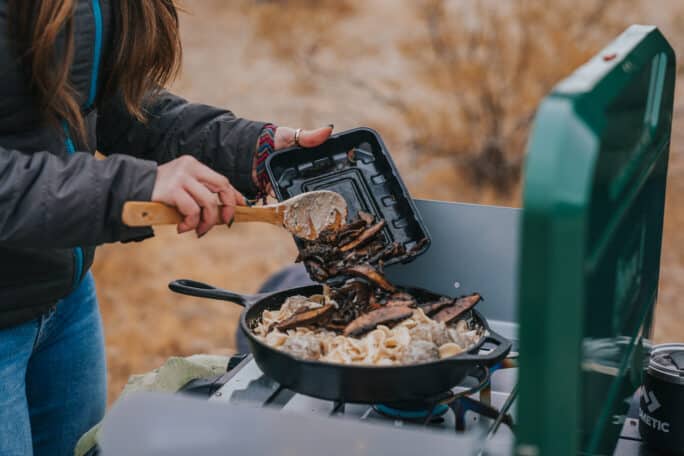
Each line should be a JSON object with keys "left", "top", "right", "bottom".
{"left": 327, "top": 124, "right": 334, "bottom": 129}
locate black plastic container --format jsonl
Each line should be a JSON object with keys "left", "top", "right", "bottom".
{"left": 265, "top": 127, "right": 430, "bottom": 265}
{"left": 639, "top": 343, "right": 684, "bottom": 454}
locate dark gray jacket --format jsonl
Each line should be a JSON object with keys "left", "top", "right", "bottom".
{"left": 0, "top": 0, "right": 265, "bottom": 328}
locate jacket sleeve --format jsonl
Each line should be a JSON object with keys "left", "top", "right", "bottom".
{"left": 0, "top": 147, "right": 157, "bottom": 248}
{"left": 97, "top": 91, "right": 267, "bottom": 199}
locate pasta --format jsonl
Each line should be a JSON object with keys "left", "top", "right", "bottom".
{"left": 254, "top": 295, "right": 485, "bottom": 365}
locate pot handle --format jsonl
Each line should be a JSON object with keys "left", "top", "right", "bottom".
{"left": 168, "top": 279, "right": 257, "bottom": 308}
{"left": 454, "top": 330, "right": 512, "bottom": 367}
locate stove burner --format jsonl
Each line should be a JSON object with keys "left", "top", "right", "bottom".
{"left": 373, "top": 403, "right": 450, "bottom": 421}
{"left": 370, "top": 365, "right": 494, "bottom": 424}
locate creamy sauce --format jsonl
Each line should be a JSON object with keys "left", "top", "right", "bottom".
{"left": 283, "top": 191, "right": 347, "bottom": 240}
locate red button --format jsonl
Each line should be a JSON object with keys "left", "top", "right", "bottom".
{"left": 603, "top": 53, "right": 617, "bottom": 61}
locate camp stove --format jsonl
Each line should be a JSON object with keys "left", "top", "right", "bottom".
{"left": 207, "top": 348, "right": 518, "bottom": 454}
{"left": 210, "top": 329, "right": 516, "bottom": 444}
{"left": 201, "top": 348, "right": 646, "bottom": 455}
{"left": 97, "top": 25, "right": 676, "bottom": 456}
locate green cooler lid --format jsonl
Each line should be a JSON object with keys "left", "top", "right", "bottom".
{"left": 516, "top": 25, "right": 676, "bottom": 456}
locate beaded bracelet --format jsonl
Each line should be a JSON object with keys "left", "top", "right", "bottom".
{"left": 255, "top": 123, "right": 277, "bottom": 203}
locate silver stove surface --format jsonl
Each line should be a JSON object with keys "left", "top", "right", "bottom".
{"left": 204, "top": 356, "right": 649, "bottom": 456}
{"left": 211, "top": 356, "right": 518, "bottom": 437}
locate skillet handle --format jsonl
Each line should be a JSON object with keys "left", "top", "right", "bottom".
{"left": 456, "top": 330, "right": 512, "bottom": 367}
{"left": 168, "top": 279, "right": 255, "bottom": 307}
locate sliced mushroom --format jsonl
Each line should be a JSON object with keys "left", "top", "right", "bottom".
{"left": 419, "top": 297, "right": 455, "bottom": 316}
{"left": 367, "top": 293, "right": 382, "bottom": 310}
{"left": 358, "top": 210, "right": 375, "bottom": 225}
{"left": 305, "top": 260, "right": 329, "bottom": 282}
{"left": 276, "top": 304, "right": 335, "bottom": 331}
{"left": 339, "top": 221, "right": 386, "bottom": 252}
{"left": 298, "top": 243, "right": 341, "bottom": 261}
{"left": 386, "top": 292, "right": 416, "bottom": 308}
{"left": 343, "top": 306, "right": 414, "bottom": 337}
{"left": 299, "top": 254, "right": 327, "bottom": 266}
{"left": 342, "top": 264, "right": 396, "bottom": 292}
{"left": 432, "top": 293, "right": 482, "bottom": 324}
{"left": 343, "top": 251, "right": 360, "bottom": 263}
{"left": 338, "top": 229, "right": 366, "bottom": 247}
{"left": 338, "top": 279, "right": 372, "bottom": 308}
{"left": 347, "top": 241, "right": 384, "bottom": 263}
{"left": 335, "top": 219, "right": 367, "bottom": 242}
{"left": 317, "top": 229, "right": 339, "bottom": 245}
{"left": 409, "top": 238, "right": 429, "bottom": 254}
{"left": 336, "top": 219, "right": 368, "bottom": 241}
{"left": 322, "top": 321, "right": 347, "bottom": 332}
{"left": 368, "top": 242, "right": 405, "bottom": 264}
{"left": 366, "top": 240, "right": 387, "bottom": 255}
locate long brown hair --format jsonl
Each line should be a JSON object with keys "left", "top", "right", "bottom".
{"left": 8, "top": 0, "right": 182, "bottom": 143}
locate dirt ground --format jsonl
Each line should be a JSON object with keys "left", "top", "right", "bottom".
{"left": 93, "top": 1, "right": 684, "bottom": 403}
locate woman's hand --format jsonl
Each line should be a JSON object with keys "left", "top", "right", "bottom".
{"left": 252, "top": 125, "right": 334, "bottom": 197}
{"left": 274, "top": 125, "right": 333, "bottom": 150}
{"left": 151, "top": 155, "right": 245, "bottom": 237}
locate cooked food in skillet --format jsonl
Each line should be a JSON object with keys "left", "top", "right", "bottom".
{"left": 253, "top": 211, "right": 487, "bottom": 365}
{"left": 254, "top": 295, "right": 484, "bottom": 365}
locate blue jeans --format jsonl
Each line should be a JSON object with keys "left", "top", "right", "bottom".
{"left": 0, "top": 272, "right": 106, "bottom": 456}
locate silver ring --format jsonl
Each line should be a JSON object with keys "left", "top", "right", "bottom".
{"left": 294, "top": 128, "right": 303, "bottom": 147}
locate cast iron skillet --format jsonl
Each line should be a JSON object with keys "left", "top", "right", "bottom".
{"left": 169, "top": 279, "right": 511, "bottom": 404}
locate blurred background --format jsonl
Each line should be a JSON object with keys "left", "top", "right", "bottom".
{"left": 92, "top": 0, "right": 684, "bottom": 403}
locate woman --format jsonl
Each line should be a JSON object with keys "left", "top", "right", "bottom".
{"left": 0, "top": 1, "right": 332, "bottom": 454}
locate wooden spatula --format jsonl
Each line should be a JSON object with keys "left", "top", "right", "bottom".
{"left": 121, "top": 190, "right": 348, "bottom": 240}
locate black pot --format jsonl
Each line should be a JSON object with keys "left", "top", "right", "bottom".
{"left": 639, "top": 343, "right": 684, "bottom": 454}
